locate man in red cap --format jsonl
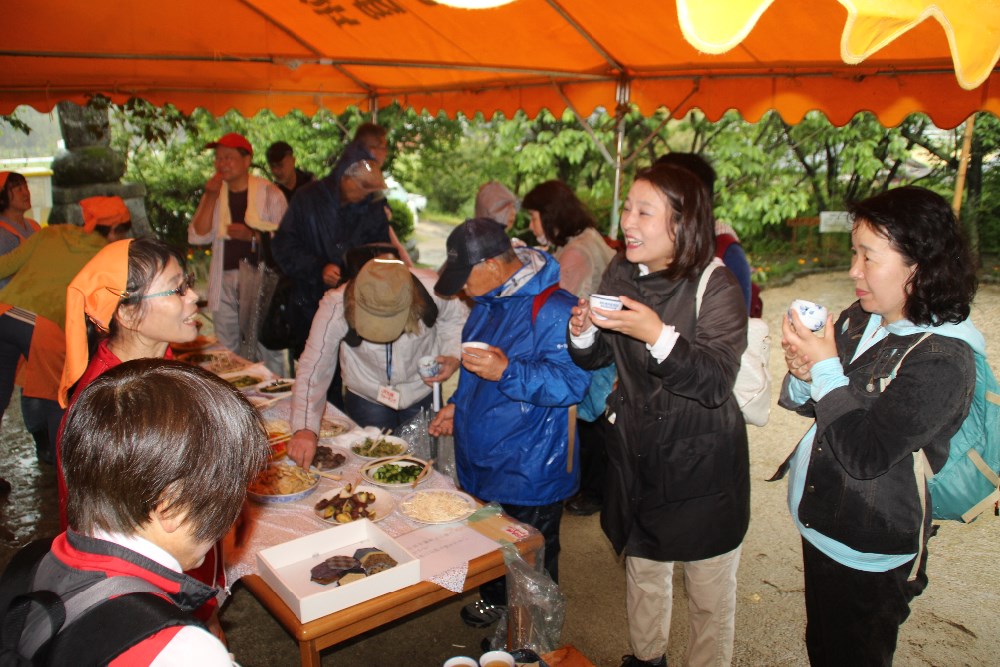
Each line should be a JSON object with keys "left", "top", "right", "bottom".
{"left": 188, "top": 133, "right": 287, "bottom": 374}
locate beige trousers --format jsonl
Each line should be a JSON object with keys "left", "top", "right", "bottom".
{"left": 625, "top": 544, "right": 742, "bottom": 667}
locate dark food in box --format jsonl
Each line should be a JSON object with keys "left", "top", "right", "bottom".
{"left": 354, "top": 547, "right": 398, "bottom": 575}
{"left": 309, "top": 550, "right": 397, "bottom": 587}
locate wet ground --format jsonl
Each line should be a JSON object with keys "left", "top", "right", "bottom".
{"left": 2, "top": 228, "right": 998, "bottom": 665}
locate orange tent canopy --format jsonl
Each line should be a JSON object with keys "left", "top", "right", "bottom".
{"left": 3, "top": 0, "right": 998, "bottom": 127}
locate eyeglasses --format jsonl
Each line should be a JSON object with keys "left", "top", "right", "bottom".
{"left": 134, "top": 273, "right": 196, "bottom": 300}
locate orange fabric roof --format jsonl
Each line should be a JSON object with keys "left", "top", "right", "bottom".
{"left": 2, "top": 0, "right": 998, "bottom": 128}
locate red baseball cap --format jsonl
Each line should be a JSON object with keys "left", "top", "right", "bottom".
{"left": 205, "top": 132, "right": 253, "bottom": 156}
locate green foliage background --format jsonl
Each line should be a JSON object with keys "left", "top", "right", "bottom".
{"left": 4, "top": 100, "right": 998, "bottom": 279}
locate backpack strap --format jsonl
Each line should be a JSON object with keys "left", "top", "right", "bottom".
{"left": 18, "top": 575, "right": 164, "bottom": 658}
{"left": 530, "top": 282, "right": 576, "bottom": 471}
{"left": 45, "top": 592, "right": 198, "bottom": 665}
{"left": 531, "top": 283, "right": 561, "bottom": 325}
{"left": 694, "top": 259, "right": 723, "bottom": 318}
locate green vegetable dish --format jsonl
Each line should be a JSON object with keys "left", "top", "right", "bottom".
{"left": 371, "top": 463, "right": 421, "bottom": 484}
{"left": 351, "top": 437, "right": 405, "bottom": 458}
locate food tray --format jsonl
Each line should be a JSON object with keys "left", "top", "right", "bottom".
{"left": 257, "top": 520, "right": 419, "bottom": 622}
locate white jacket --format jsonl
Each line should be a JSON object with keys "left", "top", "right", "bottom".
{"left": 290, "top": 268, "right": 468, "bottom": 433}
{"left": 187, "top": 175, "right": 287, "bottom": 311}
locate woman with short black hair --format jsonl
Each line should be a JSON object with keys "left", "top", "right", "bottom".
{"left": 776, "top": 185, "right": 982, "bottom": 665}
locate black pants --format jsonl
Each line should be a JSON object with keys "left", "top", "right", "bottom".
{"left": 802, "top": 537, "right": 928, "bottom": 667}
{"left": 481, "top": 500, "right": 564, "bottom": 606}
{"left": 576, "top": 416, "right": 609, "bottom": 501}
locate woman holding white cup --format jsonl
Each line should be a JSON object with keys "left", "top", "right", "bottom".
{"left": 568, "top": 164, "right": 749, "bottom": 667}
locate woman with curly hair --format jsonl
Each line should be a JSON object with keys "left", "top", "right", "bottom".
{"left": 775, "top": 185, "right": 983, "bottom": 666}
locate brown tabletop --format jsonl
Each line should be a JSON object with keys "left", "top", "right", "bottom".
{"left": 241, "top": 519, "right": 543, "bottom": 667}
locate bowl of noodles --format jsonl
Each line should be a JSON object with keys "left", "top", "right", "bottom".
{"left": 247, "top": 463, "right": 319, "bottom": 504}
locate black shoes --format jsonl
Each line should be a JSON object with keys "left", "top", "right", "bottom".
{"left": 565, "top": 493, "right": 602, "bottom": 516}
{"left": 620, "top": 655, "right": 667, "bottom": 667}
{"left": 460, "top": 599, "right": 506, "bottom": 628}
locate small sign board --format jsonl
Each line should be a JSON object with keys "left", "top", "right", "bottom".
{"left": 820, "top": 211, "right": 852, "bottom": 233}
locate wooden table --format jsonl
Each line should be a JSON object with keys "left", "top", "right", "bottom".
{"left": 241, "top": 526, "right": 543, "bottom": 667}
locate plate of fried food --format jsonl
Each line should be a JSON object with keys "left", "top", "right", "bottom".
{"left": 247, "top": 463, "right": 318, "bottom": 503}
{"left": 360, "top": 456, "right": 432, "bottom": 489}
{"left": 313, "top": 483, "right": 394, "bottom": 524}
{"left": 170, "top": 335, "right": 216, "bottom": 353}
{"left": 177, "top": 351, "right": 248, "bottom": 375}
{"left": 348, "top": 435, "right": 409, "bottom": 460}
{"left": 399, "top": 489, "right": 478, "bottom": 524}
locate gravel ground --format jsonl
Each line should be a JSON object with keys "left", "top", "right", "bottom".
{"left": 1, "top": 267, "right": 998, "bottom": 666}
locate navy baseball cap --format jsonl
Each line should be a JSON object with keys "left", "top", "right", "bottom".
{"left": 435, "top": 218, "right": 513, "bottom": 296}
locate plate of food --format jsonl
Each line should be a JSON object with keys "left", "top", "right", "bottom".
{"left": 313, "top": 483, "right": 394, "bottom": 524}
{"left": 399, "top": 489, "right": 478, "bottom": 524}
{"left": 360, "top": 456, "right": 431, "bottom": 489}
{"left": 222, "top": 372, "right": 267, "bottom": 390}
{"left": 247, "top": 463, "right": 318, "bottom": 503}
{"left": 311, "top": 444, "right": 350, "bottom": 471}
{"left": 177, "top": 351, "right": 248, "bottom": 375}
{"left": 319, "top": 416, "right": 352, "bottom": 439}
{"left": 258, "top": 378, "right": 294, "bottom": 394}
{"left": 170, "top": 334, "right": 216, "bottom": 353}
{"left": 348, "top": 434, "right": 408, "bottom": 460}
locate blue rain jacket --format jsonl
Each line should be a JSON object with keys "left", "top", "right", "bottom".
{"left": 452, "top": 248, "right": 591, "bottom": 506}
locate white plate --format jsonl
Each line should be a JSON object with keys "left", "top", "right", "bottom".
{"left": 313, "top": 484, "right": 395, "bottom": 524}
{"left": 347, "top": 434, "right": 409, "bottom": 460}
{"left": 360, "top": 456, "right": 430, "bottom": 488}
{"left": 399, "top": 489, "right": 477, "bottom": 524}
{"left": 319, "top": 415, "right": 353, "bottom": 439}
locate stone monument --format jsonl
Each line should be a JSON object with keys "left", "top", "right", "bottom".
{"left": 48, "top": 101, "right": 150, "bottom": 235}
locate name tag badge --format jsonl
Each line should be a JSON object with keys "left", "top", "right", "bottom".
{"left": 377, "top": 385, "right": 401, "bottom": 410}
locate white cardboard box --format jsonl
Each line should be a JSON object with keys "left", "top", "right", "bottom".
{"left": 257, "top": 519, "right": 420, "bottom": 623}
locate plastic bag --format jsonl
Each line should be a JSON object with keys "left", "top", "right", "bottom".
{"left": 487, "top": 541, "right": 566, "bottom": 656}
{"left": 394, "top": 408, "right": 459, "bottom": 485}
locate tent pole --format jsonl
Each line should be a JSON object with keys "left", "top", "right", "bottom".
{"left": 952, "top": 113, "right": 975, "bottom": 220}
{"left": 609, "top": 77, "right": 631, "bottom": 240}
{"left": 370, "top": 95, "right": 378, "bottom": 122}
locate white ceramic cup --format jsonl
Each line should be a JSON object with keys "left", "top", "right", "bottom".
{"left": 479, "top": 650, "right": 516, "bottom": 667}
{"left": 590, "top": 294, "right": 623, "bottom": 320}
{"left": 418, "top": 355, "right": 441, "bottom": 378}
{"left": 788, "top": 299, "right": 829, "bottom": 332}
{"left": 443, "top": 657, "right": 479, "bottom": 667}
{"left": 462, "top": 341, "right": 490, "bottom": 356}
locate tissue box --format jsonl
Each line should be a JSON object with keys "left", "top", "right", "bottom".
{"left": 257, "top": 519, "right": 420, "bottom": 623}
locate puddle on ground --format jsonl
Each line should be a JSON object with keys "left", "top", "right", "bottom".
{"left": 0, "top": 394, "right": 60, "bottom": 567}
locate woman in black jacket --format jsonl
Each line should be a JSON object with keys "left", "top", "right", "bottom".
{"left": 569, "top": 165, "right": 749, "bottom": 667}
{"left": 777, "top": 186, "right": 980, "bottom": 666}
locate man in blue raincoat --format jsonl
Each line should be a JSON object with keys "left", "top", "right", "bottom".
{"left": 430, "top": 218, "right": 591, "bottom": 628}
